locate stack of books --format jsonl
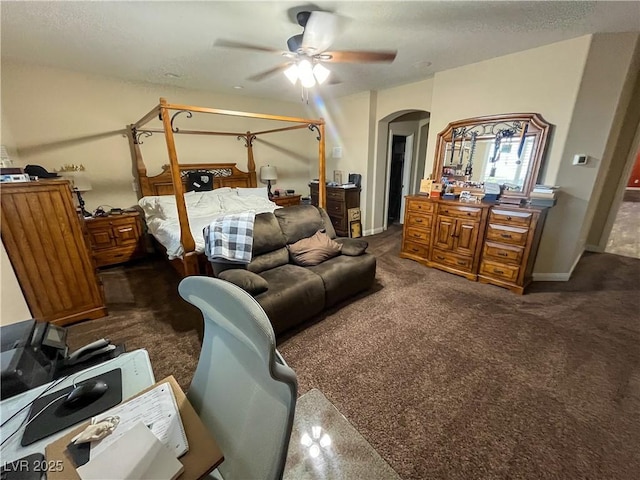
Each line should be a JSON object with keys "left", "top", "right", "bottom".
{"left": 529, "top": 184, "right": 559, "bottom": 207}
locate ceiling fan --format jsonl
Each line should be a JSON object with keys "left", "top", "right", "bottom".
{"left": 215, "top": 10, "right": 397, "bottom": 88}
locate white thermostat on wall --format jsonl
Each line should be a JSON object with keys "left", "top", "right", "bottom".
{"left": 573, "top": 154, "right": 589, "bottom": 165}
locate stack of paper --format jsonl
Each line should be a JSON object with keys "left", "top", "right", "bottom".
{"left": 77, "top": 382, "right": 188, "bottom": 480}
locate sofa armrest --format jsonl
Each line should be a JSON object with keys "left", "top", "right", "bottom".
{"left": 218, "top": 269, "right": 269, "bottom": 295}
{"left": 334, "top": 237, "right": 368, "bottom": 256}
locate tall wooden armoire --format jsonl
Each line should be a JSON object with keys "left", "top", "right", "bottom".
{"left": 1, "top": 180, "right": 107, "bottom": 325}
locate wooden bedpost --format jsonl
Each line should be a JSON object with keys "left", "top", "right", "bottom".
{"left": 245, "top": 131, "right": 256, "bottom": 173}
{"left": 319, "top": 121, "right": 326, "bottom": 208}
{"left": 244, "top": 131, "right": 258, "bottom": 187}
{"left": 159, "top": 98, "right": 196, "bottom": 262}
{"left": 126, "top": 124, "right": 150, "bottom": 198}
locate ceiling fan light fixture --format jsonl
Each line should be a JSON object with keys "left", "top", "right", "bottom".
{"left": 312, "top": 63, "right": 330, "bottom": 85}
{"left": 284, "top": 64, "right": 299, "bottom": 85}
{"left": 298, "top": 59, "right": 316, "bottom": 88}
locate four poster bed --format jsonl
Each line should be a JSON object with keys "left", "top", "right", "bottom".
{"left": 128, "top": 98, "right": 327, "bottom": 277}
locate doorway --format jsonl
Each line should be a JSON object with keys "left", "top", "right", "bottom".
{"left": 387, "top": 134, "right": 413, "bottom": 225}
{"left": 605, "top": 148, "right": 640, "bottom": 258}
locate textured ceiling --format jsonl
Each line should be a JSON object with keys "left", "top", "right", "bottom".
{"left": 2, "top": 1, "right": 639, "bottom": 103}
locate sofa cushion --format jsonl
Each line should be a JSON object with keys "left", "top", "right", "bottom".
{"left": 218, "top": 269, "right": 269, "bottom": 295}
{"left": 275, "top": 205, "right": 325, "bottom": 244}
{"left": 318, "top": 208, "right": 337, "bottom": 239}
{"left": 287, "top": 230, "right": 342, "bottom": 267}
{"left": 255, "top": 264, "right": 325, "bottom": 335}
{"left": 335, "top": 238, "right": 368, "bottom": 256}
{"left": 247, "top": 247, "right": 289, "bottom": 274}
{"left": 309, "top": 253, "right": 377, "bottom": 308}
{"left": 252, "top": 212, "right": 287, "bottom": 255}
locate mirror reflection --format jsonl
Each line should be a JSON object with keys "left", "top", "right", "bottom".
{"left": 433, "top": 114, "right": 551, "bottom": 198}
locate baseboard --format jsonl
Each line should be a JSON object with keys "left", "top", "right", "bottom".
{"left": 532, "top": 272, "right": 572, "bottom": 281}
{"left": 365, "top": 227, "right": 385, "bottom": 236}
{"left": 585, "top": 243, "right": 605, "bottom": 253}
{"left": 532, "top": 249, "right": 583, "bottom": 282}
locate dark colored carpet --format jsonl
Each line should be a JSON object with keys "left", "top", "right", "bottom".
{"left": 623, "top": 188, "right": 640, "bottom": 202}
{"left": 68, "top": 226, "right": 640, "bottom": 480}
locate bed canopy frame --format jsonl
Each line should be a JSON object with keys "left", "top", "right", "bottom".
{"left": 127, "top": 97, "right": 326, "bottom": 277}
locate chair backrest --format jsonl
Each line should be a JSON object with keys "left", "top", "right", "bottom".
{"left": 179, "top": 277, "right": 297, "bottom": 480}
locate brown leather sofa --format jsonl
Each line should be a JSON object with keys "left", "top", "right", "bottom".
{"left": 215, "top": 205, "right": 376, "bottom": 335}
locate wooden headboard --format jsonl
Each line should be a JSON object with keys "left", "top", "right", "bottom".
{"left": 138, "top": 163, "right": 258, "bottom": 197}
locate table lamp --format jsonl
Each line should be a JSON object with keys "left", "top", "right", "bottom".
{"left": 61, "top": 171, "right": 93, "bottom": 217}
{"left": 260, "top": 165, "right": 278, "bottom": 199}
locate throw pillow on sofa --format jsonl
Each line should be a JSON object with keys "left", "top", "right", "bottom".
{"left": 287, "top": 230, "right": 342, "bottom": 266}
{"left": 218, "top": 269, "right": 269, "bottom": 295}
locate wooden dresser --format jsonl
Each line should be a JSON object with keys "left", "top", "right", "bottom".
{"left": 85, "top": 212, "right": 145, "bottom": 268}
{"left": 310, "top": 184, "right": 360, "bottom": 237}
{"left": 400, "top": 195, "right": 547, "bottom": 294}
{"left": 0, "top": 180, "right": 107, "bottom": 325}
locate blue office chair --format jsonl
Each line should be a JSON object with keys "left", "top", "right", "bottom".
{"left": 178, "top": 276, "right": 298, "bottom": 480}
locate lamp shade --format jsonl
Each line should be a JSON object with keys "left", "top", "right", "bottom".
{"left": 61, "top": 171, "right": 92, "bottom": 191}
{"left": 260, "top": 165, "right": 278, "bottom": 182}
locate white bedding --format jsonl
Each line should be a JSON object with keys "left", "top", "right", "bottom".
{"left": 139, "top": 189, "right": 280, "bottom": 260}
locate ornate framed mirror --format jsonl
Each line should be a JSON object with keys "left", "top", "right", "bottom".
{"left": 432, "top": 113, "right": 551, "bottom": 198}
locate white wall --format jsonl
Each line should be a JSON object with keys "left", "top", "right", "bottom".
{"left": 1, "top": 62, "right": 319, "bottom": 211}
{"left": 538, "top": 32, "right": 639, "bottom": 275}
{"left": 1, "top": 242, "right": 32, "bottom": 325}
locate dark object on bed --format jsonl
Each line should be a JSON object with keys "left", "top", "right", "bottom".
{"left": 212, "top": 205, "right": 376, "bottom": 335}
{"left": 186, "top": 171, "right": 214, "bottom": 191}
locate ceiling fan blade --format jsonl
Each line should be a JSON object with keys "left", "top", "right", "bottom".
{"left": 214, "top": 39, "right": 283, "bottom": 54}
{"left": 301, "top": 11, "right": 339, "bottom": 53}
{"left": 247, "top": 63, "right": 292, "bottom": 82}
{"left": 321, "top": 50, "right": 397, "bottom": 63}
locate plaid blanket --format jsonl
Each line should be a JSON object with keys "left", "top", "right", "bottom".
{"left": 204, "top": 211, "right": 255, "bottom": 264}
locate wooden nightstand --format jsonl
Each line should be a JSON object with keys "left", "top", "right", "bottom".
{"left": 273, "top": 194, "right": 301, "bottom": 207}
{"left": 85, "top": 212, "right": 145, "bottom": 267}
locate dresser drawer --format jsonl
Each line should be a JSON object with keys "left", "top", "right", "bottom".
{"left": 480, "top": 260, "right": 520, "bottom": 282}
{"left": 326, "top": 200, "right": 345, "bottom": 218}
{"left": 402, "top": 241, "right": 429, "bottom": 259}
{"left": 405, "top": 227, "right": 431, "bottom": 245}
{"left": 94, "top": 245, "right": 140, "bottom": 268}
{"left": 486, "top": 224, "right": 529, "bottom": 246}
{"left": 406, "top": 213, "right": 433, "bottom": 230}
{"left": 437, "top": 204, "right": 482, "bottom": 219}
{"left": 489, "top": 209, "right": 533, "bottom": 227}
{"left": 407, "top": 199, "right": 434, "bottom": 214}
{"left": 327, "top": 189, "right": 346, "bottom": 201}
{"left": 431, "top": 249, "right": 473, "bottom": 272}
{"left": 483, "top": 241, "right": 524, "bottom": 264}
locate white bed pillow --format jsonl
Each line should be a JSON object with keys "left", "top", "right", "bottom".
{"left": 236, "top": 186, "right": 269, "bottom": 200}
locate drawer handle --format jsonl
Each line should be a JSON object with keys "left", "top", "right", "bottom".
{"left": 457, "top": 261, "right": 466, "bottom": 266}
{"left": 436, "top": 255, "right": 445, "bottom": 261}
{"left": 442, "top": 209, "right": 449, "bottom": 213}
{"left": 411, "top": 247, "right": 420, "bottom": 252}
{"left": 493, "top": 269, "right": 505, "bottom": 274}
{"left": 467, "top": 212, "right": 471, "bottom": 216}
{"left": 415, "top": 219, "right": 423, "bottom": 223}
{"left": 500, "top": 234, "right": 512, "bottom": 239}
{"left": 413, "top": 233, "right": 421, "bottom": 238}
{"left": 506, "top": 216, "right": 512, "bottom": 221}
{"left": 119, "top": 227, "right": 133, "bottom": 232}
{"left": 450, "top": 233, "right": 459, "bottom": 238}
{"left": 498, "top": 252, "right": 508, "bottom": 257}
{"left": 114, "top": 254, "right": 124, "bottom": 258}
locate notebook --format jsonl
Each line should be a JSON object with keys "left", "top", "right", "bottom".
{"left": 76, "top": 421, "right": 184, "bottom": 480}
